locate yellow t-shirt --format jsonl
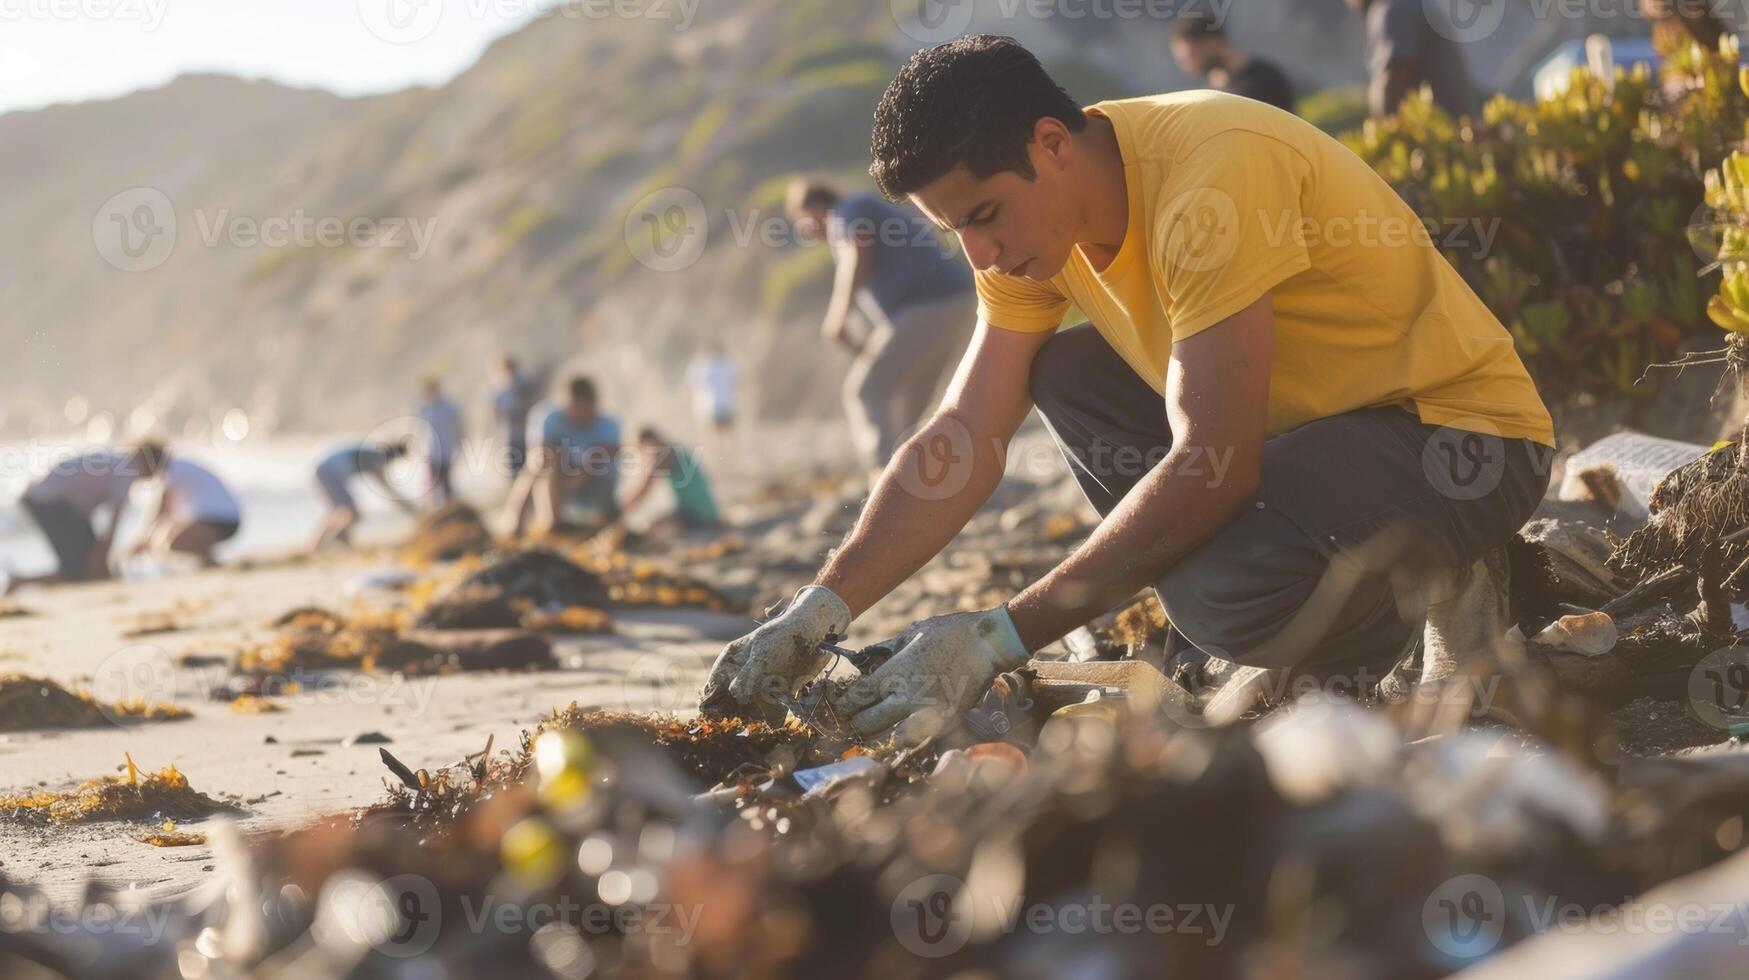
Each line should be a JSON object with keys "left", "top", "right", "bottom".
{"left": 976, "top": 92, "right": 1555, "bottom": 447}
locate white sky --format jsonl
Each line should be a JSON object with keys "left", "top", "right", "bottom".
{"left": 0, "top": 0, "right": 539, "bottom": 116}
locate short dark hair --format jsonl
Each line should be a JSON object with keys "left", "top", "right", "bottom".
{"left": 869, "top": 35, "right": 1086, "bottom": 201}
{"left": 567, "top": 376, "right": 597, "bottom": 404}
{"left": 1172, "top": 13, "right": 1226, "bottom": 41}
{"left": 786, "top": 178, "right": 842, "bottom": 215}
{"left": 635, "top": 426, "right": 664, "bottom": 444}
{"left": 131, "top": 441, "right": 168, "bottom": 476}
{"left": 382, "top": 440, "right": 410, "bottom": 459}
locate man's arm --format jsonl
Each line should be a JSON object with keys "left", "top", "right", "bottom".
{"left": 821, "top": 235, "right": 874, "bottom": 347}
{"left": 1004, "top": 295, "right": 1275, "bottom": 650}
{"left": 91, "top": 500, "right": 128, "bottom": 577}
{"left": 368, "top": 471, "right": 417, "bottom": 513}
{"left": 129, "top": 492, "right": 172, "bottom": 556}
{"left": 619, "top": 464, "right": 659, "bottom": 513}
{"left": 815, "top": 320, "right": 1056, "bottom": 618}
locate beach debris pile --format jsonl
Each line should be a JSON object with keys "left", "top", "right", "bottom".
{"left": 4, "top": 684, "right": 1749, "bottom": 976}
{"left": 414, "top": 548, "right": 612, "bottom": 629}
{"left": 0, "top": 673, "right": 189, "bottom": 731}
{"left": 0, "top": 753, "right": 238, "bottom": 826}
{"left": 403, "top": 502, "right": 497, "bottom": 564}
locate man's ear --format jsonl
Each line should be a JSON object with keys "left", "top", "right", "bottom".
{"left": 1032, "top": 116, "right": 1074, "bottom": 171}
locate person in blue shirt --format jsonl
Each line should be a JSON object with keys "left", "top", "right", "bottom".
{"left": 417, "top": 377, "right": 464, "bottom": 506}
{"left": 504, "top": 376, "right": 621, "bottom": 538}
{"left": 786, "top": 179, "right": 977, "bottom": 483}
{"left": 309, "top": 440, "right": 415, "bottom": 551}
{"left": 491, "top": 355, "right": 536, "bottom": 480}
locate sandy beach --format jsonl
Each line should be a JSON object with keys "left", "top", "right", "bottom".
{"left": 0, "top": 547, "right": 751, "bottom": 907}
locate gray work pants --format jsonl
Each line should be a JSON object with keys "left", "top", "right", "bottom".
{"left": 845, "top": 290, "right": 978, "bottom": 470}
{"left": 1029, "top": 324, "right": 1553, "bottom": 671}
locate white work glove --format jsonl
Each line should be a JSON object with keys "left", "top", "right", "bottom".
{"left": 698, "top": 585, "right": 851, "bottom": 723}
{"left": 839, "top": 606, "right": 1030, "bottom": 744}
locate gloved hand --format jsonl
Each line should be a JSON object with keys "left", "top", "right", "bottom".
{"left": 839, "top": 605, "right": 1030, "bottom": 744}
{"left": 697, "top": 585, "right": 851, "bottom": 723}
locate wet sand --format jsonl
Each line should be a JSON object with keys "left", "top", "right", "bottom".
{"left": 0, "top": 550, "right": 749, "bottom": 906}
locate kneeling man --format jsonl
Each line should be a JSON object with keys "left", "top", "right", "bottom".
{"left": 702, "top": 36, "right": 1554, "bottom": 740}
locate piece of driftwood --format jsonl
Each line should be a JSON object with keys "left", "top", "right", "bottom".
{"left": 1025, "top": 658, "right": 1194, "bottom": 715}
{"left": 1524, "top": 612, "right": 1711, "bottom": 704}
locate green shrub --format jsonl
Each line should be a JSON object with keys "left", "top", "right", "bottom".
{"left": 1346, "top": 33, "right": 1749, "bottom": 401}
{"left": 1299, "top": 86, "right": 1368, "bottom": 136}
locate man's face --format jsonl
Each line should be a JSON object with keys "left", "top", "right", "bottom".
{"left": 1171, "top": 37, "right": 1213, "bottom": 76}
{"left": 909, "top": 141, "right": 1081, "bottom": 281}
{"left": 791, "top": 205, "right": 831, "bottom": 245}
{"left": 566, "top": 396, "right": 597, "bottom": 424}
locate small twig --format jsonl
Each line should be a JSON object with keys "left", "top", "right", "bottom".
{"left": 1601, "top": 563, "right": 1695, "bottom": 618}
{"left": 1692, "top": 542, "right": 1734, "bottom": 637}
{"left": 378, "top": 748, "right": 422, "bottom": 792}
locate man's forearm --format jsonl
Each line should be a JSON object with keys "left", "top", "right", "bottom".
{"left": 815, "top": 412, "right": 1007, "bottom": 619}
{"left": 1005, "top": 444, "right": 1255, "bottom": 651}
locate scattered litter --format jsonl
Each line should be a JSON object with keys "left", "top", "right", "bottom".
{"left": 1559, "top": 431, "right": 1710, "bottom": 521}
{"left": 1532, "top": 610, "right": 1620, "bottom": 656}
{"left": 786, "top": 755, "right": 883, "bottom": 797}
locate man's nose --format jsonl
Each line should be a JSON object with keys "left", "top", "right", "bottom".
{"left": 959, "top": 232, "right": 999, "bottom": 272}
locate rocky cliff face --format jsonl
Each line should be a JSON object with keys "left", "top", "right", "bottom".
{"left": 0, "top": 0, "right": 1591, "bottom": 444}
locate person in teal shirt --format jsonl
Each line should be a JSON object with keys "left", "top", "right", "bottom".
{"left": 504, "top": 376, "right": 621, "bottom": 537}
{"left": 620, "top": 427, "right": 720, "bottom": 536}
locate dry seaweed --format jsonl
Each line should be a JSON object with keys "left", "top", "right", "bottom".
{"left": 1613, "top": 435, "right": 1749, "bottom": 581}
{"left": 236, "top": 609, "right": 391, "bottom": 675}
{"left": 0, "top": 673, "right": 188, "bottom": 731}
{"left": 403, "top": 502, "right": 495, "bottom": 564}
{"left": 517, "top": 605, "right": 615, "bottom": 633}
{"left": 1, "top": 754, "right": 240, "bottom": 825}
{"left": 228, "top": 694, "right": 284, "bottom": 714}
{"left": 416, "top": 549, "right": 610, "bottom": 628}
{"left": 135, "top": 820, "right": 207, "bottom": 847}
